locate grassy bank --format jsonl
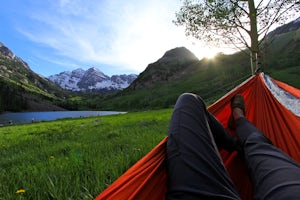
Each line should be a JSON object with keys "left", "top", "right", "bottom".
{"left": 0, "top": 109, "right": 172, "bottom": 199}
{"left": 267, "top": 65, "right": 300, "bottom": 89}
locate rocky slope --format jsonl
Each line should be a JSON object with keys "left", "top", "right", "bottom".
{"left": 0, "top": 42, "right": 30, "bottom": 69}
{"left": 128, "top": 47, "right": 199, "bottom": 90}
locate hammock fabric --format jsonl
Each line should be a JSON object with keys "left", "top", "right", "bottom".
{"left": 95, "top": 73, "right": 300, "bottom": 200}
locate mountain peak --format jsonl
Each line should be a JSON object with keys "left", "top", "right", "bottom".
{"left": 0, "top": 42, "right": 15, "bottom": 59}
{"left": 129, "top": 47, "right": 199, "bottom": 90}
{"left": 73, "top": 68, "right": 85, "bottom": 73}
{"left": 85, "top": 67, "right": 105, "bottom": 75}
{"left": 0, "top": 42, "right": 30, "bottom": 69}
{"left": 158, "top": 47, "right": 198, "bottom": 63}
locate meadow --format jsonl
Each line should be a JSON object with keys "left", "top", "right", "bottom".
{"left": 0, "top": 109, "right": 172, "bottom": 199}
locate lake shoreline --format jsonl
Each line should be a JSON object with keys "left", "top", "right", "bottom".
{"left": 0, "top": 110, "right": 126, "bottom": 125}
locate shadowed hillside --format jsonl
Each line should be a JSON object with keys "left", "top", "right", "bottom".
{"left": 0, "top": 43, "right": 68, "bottom": 112}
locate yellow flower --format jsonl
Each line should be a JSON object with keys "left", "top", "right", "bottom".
{"left": 50, "top": 155, "right": 55, "bottom": 159}
{"left": 16, "top": 189, "right": 25, "bottom": 194}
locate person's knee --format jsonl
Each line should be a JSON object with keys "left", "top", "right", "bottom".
{"left": 177, "top": 93, "right": 204, "bottom": 105}
{"left": 245, "top": 132, "right": 272, "bottom": 145}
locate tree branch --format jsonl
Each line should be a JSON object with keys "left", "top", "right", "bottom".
{"left": 258, "top": 1, "right": 297, "bottom": 36}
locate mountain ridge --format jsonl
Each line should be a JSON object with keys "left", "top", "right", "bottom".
{"left": 267, "top": 17, "right": 300, "bottom": 39}
{"left": 129, "top": 47, "right": 199, "bottom": 90}
{"left": 0, "top": 42, "right": 30, "bottom": 69}
{"left": 48, "top": 67, "right": 137, "bottom": 93}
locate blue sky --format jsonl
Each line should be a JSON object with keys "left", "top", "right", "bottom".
{"left": 1, "top": 0, "right": 233, "bottom": 77}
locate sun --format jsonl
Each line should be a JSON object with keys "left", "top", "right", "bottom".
{"left": 202, "top": 48, "right": 219, "bottom": 59}
{"left": 186, "top": 41, "right": 237, "bottom": 60}
{"left": 188, "top": 45, "right": 220, "bottom": 60}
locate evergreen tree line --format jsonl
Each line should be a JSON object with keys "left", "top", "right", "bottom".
{"left": 0, "top": 79, "right": 27, "bottom": 113}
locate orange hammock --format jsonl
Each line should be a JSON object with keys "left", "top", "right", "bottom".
{"left": 95, "top": 73, "right": 300, "bottom": 200}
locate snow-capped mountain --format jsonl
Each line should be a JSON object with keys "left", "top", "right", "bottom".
{"left": 48, "top": 67, "right": 137, "bottom": 93}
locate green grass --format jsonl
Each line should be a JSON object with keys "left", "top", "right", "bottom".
{"left": 267, "top": 65, "right": 300, "bottom": 89}
{"left": 0, "top": 109, "right": 172, "bottom": 199}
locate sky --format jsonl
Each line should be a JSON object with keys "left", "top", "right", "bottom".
{"left": 0, "top": 0, "right": 246, "bottom": 77}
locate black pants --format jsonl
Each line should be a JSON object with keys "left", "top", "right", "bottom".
{"left": 166, "top": 93, "right": 300, "bottom": 200}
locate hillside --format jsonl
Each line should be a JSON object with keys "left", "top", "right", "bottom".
{"left": 0, "top": 43, "right": 68, "bottom": 112}
{"left": 88, "top": 50, "right": 251, "bottom": 110}
{"left": 129, "top": 47, "right": 199, "bottom": 89}
{"left": 263, "top": 28, "right": 300, "bottom": 71}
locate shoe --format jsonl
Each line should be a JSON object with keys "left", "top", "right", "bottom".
{"left": 228, "top": 94, "right": 245, "bottom": 130}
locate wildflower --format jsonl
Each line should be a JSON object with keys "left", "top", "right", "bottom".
{"left": 16, "top": 189, "right": 25, "bottom": 194}
{"left": 50, "top": 155, "right": 55, "bottom": 159}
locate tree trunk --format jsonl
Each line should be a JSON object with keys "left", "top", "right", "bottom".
{"left": 248, "top": 0, "right": 260, "bottom": 74}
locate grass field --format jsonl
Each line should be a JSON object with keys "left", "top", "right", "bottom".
{"left": 0, "top": 109, "right": 172, "bottom": 199}
{"left": 267, "top": 65, "right": 300, "bottom": 89}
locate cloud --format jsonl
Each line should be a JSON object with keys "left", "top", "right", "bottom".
{"left": 109, "top": 0, "right": 185, "bottom": 68}
{"left": 18, "top": 0, "right": 221, "bottom": 74}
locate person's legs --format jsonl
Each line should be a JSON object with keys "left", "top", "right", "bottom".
{"left": 166, "top": 93, "right": 240, "bottom": 200}
{"left": 230, "top": 94, "right": 300, "bottom": 200}
{"left": 236, "top": 118, "right": 300, "bottom": 200}
{"left": 207, "top": 113, "right": 238, "bottom": 152}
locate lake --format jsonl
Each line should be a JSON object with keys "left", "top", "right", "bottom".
{"left": 0, "top": 111, "right": 126, "bottom": 125}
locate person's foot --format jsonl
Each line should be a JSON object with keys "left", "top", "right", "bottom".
{"left": 228, "top": 94, "right": 245, "bottom": 130}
